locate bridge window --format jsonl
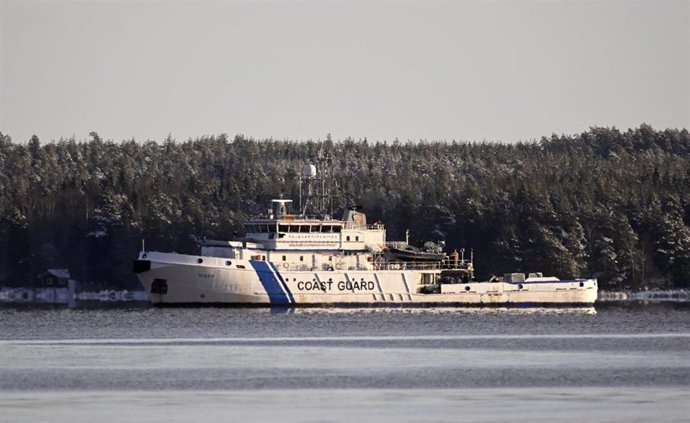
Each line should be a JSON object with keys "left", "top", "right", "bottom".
{"left": 279, "top": 224, "right": 289, "bottom": 233}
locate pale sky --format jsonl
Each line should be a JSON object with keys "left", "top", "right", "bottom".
{"left": 1, "top": 0, "right": 688, "bottom": 143}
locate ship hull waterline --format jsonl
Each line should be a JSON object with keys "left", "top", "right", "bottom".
{"left": 134, "top": 252, "right": 598, "bottom": 307}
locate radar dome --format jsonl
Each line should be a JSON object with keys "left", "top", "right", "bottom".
{"left": 303, "top": 164, "right": 317, "bottom": 177}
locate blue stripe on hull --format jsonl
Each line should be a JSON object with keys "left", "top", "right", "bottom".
{"left": 250, "top": 261, "right": 291, "bottom": 304}
{"left": 269, "top": 262, "right": 295, "bottom": 303}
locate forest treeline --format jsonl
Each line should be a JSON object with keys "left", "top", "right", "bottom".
{"left": 1, "top": 124, "right": 689, "bottom": 290}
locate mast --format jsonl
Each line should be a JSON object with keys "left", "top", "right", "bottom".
{"left": 301, "top": 164, "right": 317, "bottom": 216}
{"left": 299, "top": 152, "right": 335, "bottom": 218}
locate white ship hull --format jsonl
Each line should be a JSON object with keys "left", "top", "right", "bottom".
{"left": 134, "top": 252, "right": 598, "bottom": 307}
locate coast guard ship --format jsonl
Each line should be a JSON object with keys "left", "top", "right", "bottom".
{"left": 133, "top": 164, "right": 597, "bottom": 306}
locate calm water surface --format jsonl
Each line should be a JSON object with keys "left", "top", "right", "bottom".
{"left": 1, "top": 304, "right": 689, "bottom": 422}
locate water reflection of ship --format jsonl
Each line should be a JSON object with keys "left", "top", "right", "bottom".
{"left": 265, "top": 306, "right": 598, "bottom": 316}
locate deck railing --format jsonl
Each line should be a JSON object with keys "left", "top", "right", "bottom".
{"left": 372, "top": 258, "right": 472, "bottom": 271}
{"left": 266, "top": 258, "right": 472, "bottom": 272}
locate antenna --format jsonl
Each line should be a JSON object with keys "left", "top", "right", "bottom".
{"left": 300, "top": 164, "right": 317, "bottom": 216}
{"left": 298, "top": 152, "right": 336, "bottom": 218}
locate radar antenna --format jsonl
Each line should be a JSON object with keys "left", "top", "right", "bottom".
{"left": 298, "top": 152, "right": 335, "bottom": 218}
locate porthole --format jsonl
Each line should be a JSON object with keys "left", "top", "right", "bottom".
{"left": 518, "top": 283, "right": 523, "bottom": 290}
{"left": 464, "top": 285, "right": 470, "bottom": 292}
{"left": 579, "top": 281, "right": 584, "bottom": 287}
{"left": 197, "top": 258, "right": 203, "bottom": 264}
{"left": 225, "top": 261, "right": 232, "bottom": 266}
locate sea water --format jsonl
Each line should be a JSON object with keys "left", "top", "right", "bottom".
{"left": 0, "top": 304, "right": 688, "bottom": 422}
